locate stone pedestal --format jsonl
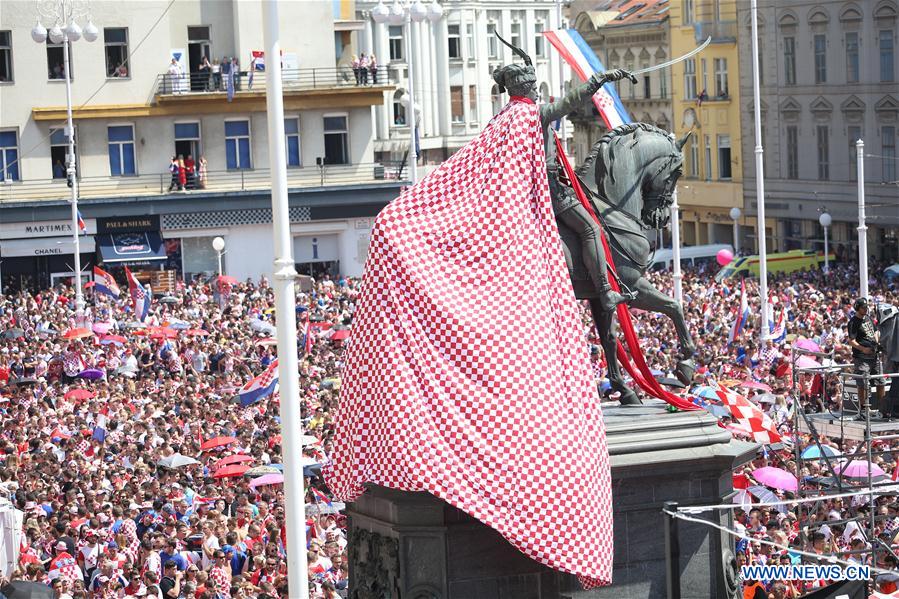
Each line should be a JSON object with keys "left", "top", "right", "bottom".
{"left": 346, "top": 401, "right": 757, "bottom": 599}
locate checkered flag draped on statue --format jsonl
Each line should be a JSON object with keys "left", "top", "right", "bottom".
{"left": 324, "top": 99, "right": 613, "bottom": 588}
{"left": 716, "top": 387, "right": 782, "bottom": 444}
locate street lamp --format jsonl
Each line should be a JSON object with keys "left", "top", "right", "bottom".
{"left": 729, "top": 206, "right": 741, "bottom": 255}
{"left": 31, "top": 0, "right": 97, "bottom": 312}
{"left": 212, "top": 236, "right": 226, "bottom": 277}
{"left": 818, "top": 212, "right": 832, "bottom": 274}
{"left": 372, "top": 0, "right": 442, "bottom": 184}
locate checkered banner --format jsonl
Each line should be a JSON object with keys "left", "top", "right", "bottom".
{"left": 325, "top": 99, "right": 613, "bottom": 588}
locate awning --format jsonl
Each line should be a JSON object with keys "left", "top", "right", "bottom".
{"left": 97, "top": 231, "right": 166, "bottom": 263}
{"left": 0, "top": 236, "right": 95, "bottom": 258}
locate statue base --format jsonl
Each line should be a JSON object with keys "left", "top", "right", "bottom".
{"left": 345, "top": 401, "right": 757, "bottom": 599}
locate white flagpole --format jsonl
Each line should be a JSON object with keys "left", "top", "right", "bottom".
{"left": 262, "top": 1, "right": 308, "bottom": 597}
{"left": 856, "top": 139, "right": 868, "bottom": 299}
{"left": 750, "top": 0, "right": 769, "bottom": 347}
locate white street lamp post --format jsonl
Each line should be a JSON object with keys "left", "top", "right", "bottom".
{"left": 750, "top": 0, "right": 769, "bottom": 348}
{"left": 818, "top": 212, "right": 831, "bottom": 274}
{"left": 373, "top": 1, "right": 441, "bottom": 185}
{"left": 730, "top": 206, "right": 741, "bottom": 255}
{"left": 671, "top": 187, "right": 683, "bottom": 305}
{"left": 262, "top": 2, "right": 307, "bottom": 597}
{"left": 856, "top": 139, "right": 868, "bottom": 300}
{"left": 32, "top": 1, "right": 97, "bottom": 312}
{"left": 212, "top": 236, "right": 225, "bottom": 277}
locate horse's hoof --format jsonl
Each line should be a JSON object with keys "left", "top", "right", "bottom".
{"left": 675, "top": 359, "right": 695, "bottom": 386}
{"left": 618, "top": 389, "right": 642, "bottom": 406}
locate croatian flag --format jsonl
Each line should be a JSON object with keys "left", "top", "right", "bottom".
{"left": 311, "top": 487, "right": 333, "bottom": 508}
{"left": 238, "top": 359, "right": 279, "bottom": 407}
{"left": 252, "top": 51, "right": 265, "bottom": 71}
{"left": 92, "top": 266, "right": 121, "bottom": 299}
{"left": 728, "top": 278, "right": 749, "bottom": 346}
{"left": 77, "top": 211, "right": 86, "bottom": 233}
{"left": 125, "top": 266, "right": 151, "bottom": 322}
{"left": 769, "top": 308, "right": 787, "bottom": 344}
{"left": 543, "top": 29, "right": 631, "bottom": 129}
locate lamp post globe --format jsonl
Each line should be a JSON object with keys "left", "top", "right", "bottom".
{"left": 31, "top": 21, "right": 48, "bottom": 43}
{"left": 729, "top": 207, "right": 741, "bottom": 221}
{"left": 818, "top": 212, "right": 832, "bottom": 228}
{"left": 82, "top": 20, "right": 99, "bottom": 42}
{"left": 818, "top": 212, "right": 832, "bottom": 273}
{"left": 410, "top": 0, "right": 428, "bottom": 22}
{"left": 371, "top": 1, "right": 390, "bottom": 23}
{"left": 212, "top": 236, "right": 226, "bottom": 252}
{"left": 48, "top": 25, "right": 64, "bottom": 44}
{"left": 427, "top": 0, "right": 444, "bottom": 22}
{"left": 387, "top": 1, "right": 405, "bottom": 25}
{"left": 65, "top": 21, "right": 82, "bottom": 42}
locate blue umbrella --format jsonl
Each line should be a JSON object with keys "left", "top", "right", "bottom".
{"left": 801, "top": 445, "right": 841, "bottom": 460}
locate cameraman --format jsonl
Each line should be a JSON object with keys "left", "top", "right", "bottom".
{"left": 847, "top": 298, "right": 883, "bottom": 418}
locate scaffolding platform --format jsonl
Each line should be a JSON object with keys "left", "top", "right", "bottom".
{"left": 798, "top": 411, "right": 899, "bottom": 442}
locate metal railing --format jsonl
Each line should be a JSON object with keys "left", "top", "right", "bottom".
{"left": 154, "top": 66, "right": 392, "bottom": 97}
{"left": 0, "top": 162, "right": 405, "bottom": 204}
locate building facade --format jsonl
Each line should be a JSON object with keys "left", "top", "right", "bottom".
{"left": 357, "top": 0, "right": 567, "bottom": 172}
{"left": 670, "top": 0, "right": 745, "bottom": 248}
{"left": 0, "top": 0, "right": 399, "bottom": 292}
{"left": 736, "top": 0, "right": 899, "bottom": 261}
{"left": 569, "top": 0, "right": 673, "bottom": 167}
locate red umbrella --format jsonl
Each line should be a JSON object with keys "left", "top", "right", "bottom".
{"left": 62, "top": 327, "right": 93, "bottom": 339}
{"left": 212, "top": 464, "right": 249, "bottom": 479}
{"left": 64, "top": 389, "right": 95, "bottom": 401}
{"left": 185, "top": 329, "right": 210, "bottom": 337}
{"left": 49, "top": 428, "right": 71, "bottom": 440}
{"left": 217, "top": 275, "right": 238, "bottom": 285}
{"left": 200, "top": 436, "right": 238, "bottom": 452}
{"left": 330, "top": 329, "right": 351, "bottom": 342}
{"left": 215, "top": 454, "right": 254, "bottom": 470}
{"left": 100, "top": 334, "right": 127, "bottom": 346}
{"left": 84, "top": 281, "right": 96, "bottom": 288}
{"left": 147, "top": 327, "right": 178, "bottom": 340}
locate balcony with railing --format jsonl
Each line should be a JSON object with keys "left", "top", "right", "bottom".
{"left": 0, "top": 162, "right": 405, "bottom": 205}
{"left": 693, "top": 21, "right": 737, "bottom": 44}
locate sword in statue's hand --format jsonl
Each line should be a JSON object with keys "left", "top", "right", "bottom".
{"left": 630, "top": 37, "right": 712, "bottom": 76}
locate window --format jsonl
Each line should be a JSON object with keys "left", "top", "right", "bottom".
{"left": 510, "top": 22, "right": 521, "bottom": 50}
{"left": 388, "top": 26, "right": 403, "bottom": 61}
{"left": 491, "top": 84, "right": 502, "bottom": 116}
{"left": 447, "top": 25, "right": 461, "bottom": 60}
{"left": 786, "top": 126, "right": 798, "bottom": 179}
{"left": 849, "top": 125, "right": 861, "bottom": 181}
{"left": 881, "top": 30, "right": 895, "bottom": 82}
{"left": 627, "top": 62, "right": 635, "bottom": 99}
{"left": 104, "top": 27, "right": 129, "bottom": 78}
{"left": 704, "top": 135, "right": 712, "bottom": 181}
{"left": 174, "top": 122, "right": 200, "bottom": 161}
{"left": 714, "top": 58, "right": 728, "bottom": 97}
{"left": 224, "top": 120, "right": 251, "bottom": 170}
{"left": 450, "top": 86, "right": 464, "bottom": 123}
{"left": 534, "top": 22, "right": 546, "bottom": 58}
{"left": 643, "top": 64, "right": 651, "bottom": 99}
{"left": 466, "top": 24, "right": 475, "bottom": 60}
{"left": 323, "top": 115, "right": 348, "bottom": 165}
{"left": 0, "top": 31, "right": 12, "bottom": 82}
{"left": 46, "top": 39, "right": 71, "bottom": 81}
{"left": 717, "top": 135, "right": 732, "bottom": 179}
{"left": 50, "top": 127, "right": 77, "bottom": 179}
{"left": 469, "top": 84, "right": 478, "bottom": 122}
{"left": 814, "top": 34, "right": 826, "bottom": 83}
{"left": 0, "top": 130, "right": 19, "bottom": 181}
{"left": 688, "top": 138, "right": 699, "bottom": 178}
{"left": 285, "top": 118, "right": 301, "bottom": 167}
{"left": 784, "top": 36, "right": 796, "bottom": 85}
{"left": 683, "top": 0, "right": 694, "bottom": 25}
{"left": 883, "top": 127, "right": 896, "bottom": 183}
{"left": 845, "top": 32, "right": 859, "bottom": 83}
{"left": 700, "top": 58, "right": 707, "bottom": 96}
{"left": 659, "top": 67, "right": 668, "bottom": 99}
{"left": 487, "top": 23, "right": 498, "bottom": 59}
{"left": 393, "top": 90, "right": 406, "bottom": 125}
{"left": 683, "top": 59, "right": 697, "bottom": 99}
{"left": 817, "top": 126, "right": 829, "bottom": 180}
{"left": 107, "top": 125, "right": 135, "bottom": 176}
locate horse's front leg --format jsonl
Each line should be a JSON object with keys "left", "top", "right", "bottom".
{"left": 629, "top": 278, "right": 697, "bottom": 385}
{"left": 590, "top": 299, "right": 641, "bottom": 405}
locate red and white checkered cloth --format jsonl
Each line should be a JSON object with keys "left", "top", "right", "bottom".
{"left": 325, "top": 99, "right": 613, "bottom": 587}
{"left": 716, "top": 387, "right": 782, "bottom": 444}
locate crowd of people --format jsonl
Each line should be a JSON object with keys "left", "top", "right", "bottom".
{"left": 1, "top": 256, "right": 898, "bottom": 597}
{"left": 168, "top": 156, "right": 207, "bottom": 192}
{"left": 350, "top": 53, "right": 377, "bottom": 86}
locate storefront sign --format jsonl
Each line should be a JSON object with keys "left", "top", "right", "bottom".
{"left": 0, "top": 236, "right": 96, "bottom": 258}
{"left": 0, "top": 219, "right": 97, "bottom": 240}
{"left": 97, "top": 215, "right": 160, "bottom": 234}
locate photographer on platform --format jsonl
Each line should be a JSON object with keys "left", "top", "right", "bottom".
{"left": 847, "top": 297, "right": 884, "bottom": 419}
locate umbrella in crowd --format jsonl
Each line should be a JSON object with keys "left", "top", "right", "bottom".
{"left": 186, "top": 329, "right": 210, "bottom": 337}
{"left": 77, "top": 368, "right": 105, "bottom": 380}
{"left": 200, "top": 436, "right": 238, "bottom": 451}
{"left": 747, "top": 485, "right": 788, "bottom": 514}
{"left": 212, "top": 464, "right": 249, "bottom": 479}
{"left": 63, "top": 388, "right": 94, "bottom": 401}
{"left": 0, "top": 580, "right": 55, "bottom": 599}
{"left": 62, "top": 327, "right": 92, "bottom": 339}
{"left": 215, "top": 454, "right": 254, "bottom": 469}
{"left": 795, "top": 355, "right": 821, "bottom": 369}
{"left": 249, "top": 473, "right": 284, "bottom": 489}
{"left": 834, "top": 460, "right": 888, "bottom": 480}
{"left": 92, "top": 322, "right": 112, "bottom": 335}
{"left": 159, "top": 296, "right": 179, "bottom": 305}
{"left": 244, "top": 465, "right": 281, "bottom": 477}
{"left": 157, "top": 454, "right": 201, "bottom": 469}
{"left": 2, "top": 328, "right": 25, "bottom": 339}
{"left": 100, "top": 334, "right": 127, "bottom": 345}
{"left": 800, "top": 444, "right": 841, "bottom": 460}
{"left": 739, "top": 380, "right": 772, "bottom": 392}
{"left": 752, "top": 466, "right": 798, "bottom": 492}
{"left": 794, "top": 338, "right": 822, "bottom": 353}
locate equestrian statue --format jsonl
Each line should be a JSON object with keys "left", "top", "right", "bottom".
{"left": 493, "top": 34, "right": 696, "bottom": 406}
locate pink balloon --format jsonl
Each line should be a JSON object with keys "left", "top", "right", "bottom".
{"left": 716, "top": 249, "right": 734, "bottom": 266}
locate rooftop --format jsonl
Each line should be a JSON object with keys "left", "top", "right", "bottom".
{"left": 578, "top": 0, "right": 670, "bottom": 29}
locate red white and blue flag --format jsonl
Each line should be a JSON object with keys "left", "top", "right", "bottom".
{"left": 310, "top": 487, "right": 333, "bottom": 508}
{"left": 543, "top": 29, "right": 631, "bottom": 129}
{"left": 76, "top": 210, "right": 86, "bottom": 233}
{"left": 728, "top": 278, "right": 749, "bottom": 346}
{"left": 238, "top": 359, "right": 278, "bottom": 407}
{"left": 769, "top": 307, "right": 787, "bottom": 344}
{"left": 125, "top": 266, "right": 150, "bottom": 322}
{"left": 92, "top": 266, "right": 121, "bottom": 299}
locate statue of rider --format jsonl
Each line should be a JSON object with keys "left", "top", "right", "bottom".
{"left": 492, "top": 34, "right": 637, "bottom": 312}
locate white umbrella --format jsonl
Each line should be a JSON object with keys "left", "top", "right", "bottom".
{"left": 305, "top": 501, "right": 345, "bottom": 516}
{"left": 158, "top": 454, "right": 201, "bottom": 468}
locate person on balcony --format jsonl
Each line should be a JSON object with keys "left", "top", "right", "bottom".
{"left": 369, "top": 54, "right": 378, "bottom": 85}
{"left": 231, "top": 57, "right": 241, "bottom": 91}
{"left": 197, "top": 156, "right": 208, "bottom": 190}
{"left": 351, "top": 55, "right": 361, "bottom": 85}
{"left": 168, "top": 156, "right": 182, "bottom": 192}
{"left": 184, "top": 155, "right": 197, "bottom": 190}
{"left": 359, "top": 53, "right": 369, "bottom": 85}
{"left": 199, "top": 56, "right": 212, "bottom": 91}
{"left": 211, "top": 59, "right": 221, "bottom": 91}
{"left": 178, "top": 155, "right": 188, "bottom": 191}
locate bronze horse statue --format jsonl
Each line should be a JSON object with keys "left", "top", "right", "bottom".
{"left": 557, "top": 123, "right": 695, "bottom": 406}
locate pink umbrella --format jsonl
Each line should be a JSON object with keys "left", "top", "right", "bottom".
{"left": 92, "top": 322, "right": 112, "bottom": 335}
{"left": 214, "top": 454, "right": 254, "bottom": 470}
{"left": 751, "top": 466, "right": 798, "bottom": 492}
{"left": 834, "top": 460, "right": 887, "bottom": 479}
{"left": 249, "top": 473, "right": 284, "bottom": 489}
{"left": 794, "top": 338, "right": 822, "bottom": 353}
{"left": 795, "top": 355, "right": 821, "bottom": 369}
{"left": 739, "top": 380, "right": 772, "bottom": 392}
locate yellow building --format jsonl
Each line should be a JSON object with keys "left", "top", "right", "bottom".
{"left": 670, "top": 0, "right": 744, "bottom": 248}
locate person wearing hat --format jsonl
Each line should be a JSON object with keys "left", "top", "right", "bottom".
{"left": 848, "top": 297, "right": 883, "bottom": 419}
{"left": 491, "top": 35, "right": 637, "bottom": 312}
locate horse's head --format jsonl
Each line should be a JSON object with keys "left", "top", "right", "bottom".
{"left": 580, "top": 124, "right": 687, "bottom": 230}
